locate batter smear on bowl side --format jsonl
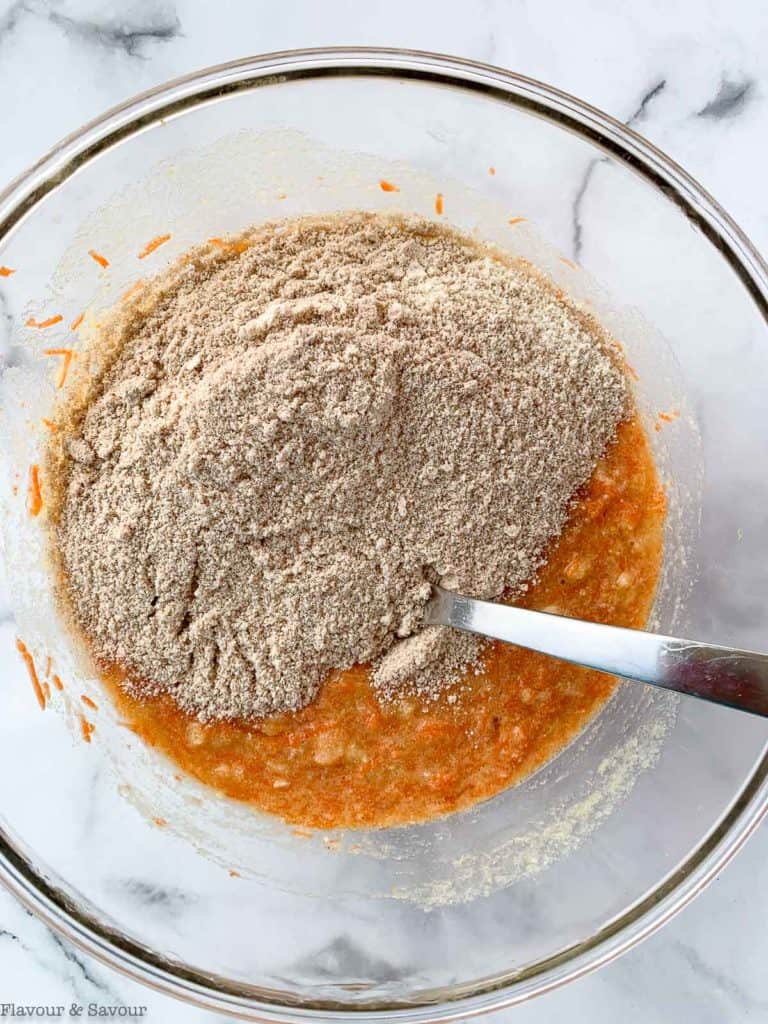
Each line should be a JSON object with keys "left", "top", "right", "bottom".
{"left": 45, "top": 212, "right": 665, "bottom": 828}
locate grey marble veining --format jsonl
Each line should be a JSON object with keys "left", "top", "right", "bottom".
{"left": 0, "top": 0, "right": 181, "bottom": 57}
{"left": 46, "top": 6, "right": 181, "bottom": 58}
{"left": 698, "top": 77, "right": 756, "bottom": 120}
{"left": 114, "top": 878, "right": 198, "bottom": 918}
{"left": 0, "top": 1, "right": 766, "bottom": 1021}
{"left": 571, "top": 77, "right": 667, "bottom": 261}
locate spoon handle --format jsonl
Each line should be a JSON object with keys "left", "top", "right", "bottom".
{"left": 425, "top": 586, "right": 768, "bottom": 718}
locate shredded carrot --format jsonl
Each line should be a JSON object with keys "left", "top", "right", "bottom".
{"left": 228, "top": 869, "right": 241, "bottom": 878}
{"left": 16, "top": 638, "right": 46, "bottom": 710}
{"left": 52, "top": 673, "right": 64, "bottom": 692}
{"left": 80, "top": 716, "right": 95, "bottom": 743}
{"left": 152, "top": 816, "right": 167, "bottom": 827}
{"left": 0, "top": 266, "right": 15, "bottom": 277}
{"left": 435, "top": 193, "right": 444, "bottom": 216}
{"left": 44, "top": 655, "right": 52, "bottom": 678}
{"left": 206, "top": 236, "right": 249, "bottom": 254}
{"left": 81, "top": 694, "right": 98, "bottom": 710}
{"left": 41, "top": 417, "right": 59, "bottom": 432}
{"left": 88, "top": 249, "right": 110, "bottom": 269}
{"left": 379, "top": 180, "right": 399, "bottom": 193}
{"left": 559, "top": 257, "right": 577, "bottom": 269}
{"left": 488, "top": 166, "right": 496, "bottom": 176}
{"left": 138, "top": 234, "right": 171, "bottom": 259}
{"left": 655, "top": 409, "right": 679, "bottom": 432}
{"left": 43, "top": 348, "right": 75, "bottom": 388}
{"left": 121, "top": 281, "right": 143, "bottom": 303}
{"left": 26, "top": 314, "right": 63, "bottom": 329}
{"left": 70, "top": 312, "right": 85, "bottom": 331}
{"left": 42, "top": 681, "right": 51, "bottom": 702}
{"left": 11, "top": 484, "right": 17, "bottom": 496}
{"left": 508, "top": 217, "right": 526, "bottom": 226}
{"left": 27, "top": 464, "right": 43, "bottom": 517}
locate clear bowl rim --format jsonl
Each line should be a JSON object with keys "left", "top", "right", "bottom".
{"left": 0, "top": 45, "right": 767, "bottom": 1023}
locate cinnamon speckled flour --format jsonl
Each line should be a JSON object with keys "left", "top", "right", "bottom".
{"left": 49, "top": 213, "right": 628, "bottom": 721}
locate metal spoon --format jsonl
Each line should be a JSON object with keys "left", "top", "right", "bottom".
{"left": 424, "top": 585, "right": 768, "bottom": 718}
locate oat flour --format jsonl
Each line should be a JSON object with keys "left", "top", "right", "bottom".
{"left": 50, "top": 213, "right": 628, "bottom": 720}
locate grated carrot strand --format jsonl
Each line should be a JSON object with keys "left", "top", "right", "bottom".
{"left": 26, "top": 314, "right": 63, "bottom": 329}
{"left": 121, "top": 281, "right": 143, "bottom": 303}
{"left": 207, "top": 237, "right": 249, "bottom": 254}
{"left": 43, "top": 348, "right": 75, "bottom": 388}
{"left": 80, "top": 716, "right": 95, "bottom": 743}
{"left": 435, "top": 193, "right": 444, "bottom": 215}
{"left": 0, "top": 266, "right": 15, "bottom": 277}
{"left": 27, "top": 464, "right": 43, "bottom": 516}
{"left": 138, "top": 234, "right": 171, "bottom": 259}
{"left": 88, "top": 249, "right": 110, "bottom": 269}
{"left": 379, "top": 180, "right": 399, "bottom": 193}
{"left": 16, "top": 638, "right": 46, "bottom": 709}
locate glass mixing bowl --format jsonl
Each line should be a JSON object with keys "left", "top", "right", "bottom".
{"left": 0, "top": 48, "right": 767, "bottom": 1021}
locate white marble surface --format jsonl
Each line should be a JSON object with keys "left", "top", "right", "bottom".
{"left": 0, "top": 0, "right": 767, "bottom": 1020}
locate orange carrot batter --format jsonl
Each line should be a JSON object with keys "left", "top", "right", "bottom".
{"left": 104, "top": 415, "right": 665, "bottom": 829}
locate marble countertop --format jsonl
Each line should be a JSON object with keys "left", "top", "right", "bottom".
{"left": 1, "top": 1, "right": 766, "bottom": 1020}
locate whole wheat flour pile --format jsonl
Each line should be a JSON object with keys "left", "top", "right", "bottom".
{"left": 50, "top": 212, "right": 628, "bottom": 721}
